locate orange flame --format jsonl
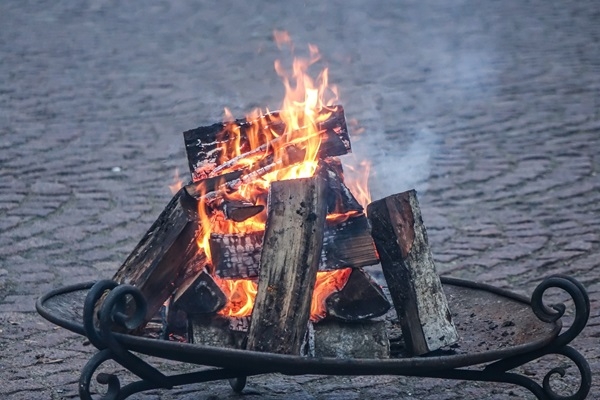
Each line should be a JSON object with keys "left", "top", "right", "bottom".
{"left": 195, "top": 32, "right": 339, "bottom": 264}
{"left": 310, "top": 268, "right": 352, "bottom": 322}
{"left": 343, "top": 160, "right": 372, "bottom": 208}
{"left": 191, "top": 32, "right": 362, "bottom": 323}
{"left": 215, "top": 269, "right": 351, "bottom": 322}
{"left": 216, "top": 278, "right": 258, "bottom": 318}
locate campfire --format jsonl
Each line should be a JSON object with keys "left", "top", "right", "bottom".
{"left": 105, "top": 34, "right": 458, "bottom": 359}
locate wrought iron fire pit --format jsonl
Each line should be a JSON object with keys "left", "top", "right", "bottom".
{"left": 36, "top": 274, "right": 591, "bottom": 400}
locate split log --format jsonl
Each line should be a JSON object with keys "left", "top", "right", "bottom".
{"left": 171, "top": 270, "right": 227, "bottom": 315}
{"left": 106, "top": 187, "right": 205, "bottom": 326}
{"left": 367, "top": 190, "right": 459, "bottom": 355}
{"left": 246, "top": 176, "right": 326, "bottom": 355}
{"left": 325, "top": 268, "right": 390, "bottom": 321}
{"left": 311, "top": 320, "right": 390, "bottom": 359}
{"left": 183, "top": 105, "right": 350, "bottom": 182}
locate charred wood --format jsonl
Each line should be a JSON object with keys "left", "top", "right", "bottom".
{"left": 183, "top": 105, "right": 350, "bottom": 182}
{"left": 367, "top": 190, "right": 459, "bottom": 355}
{"left": 210, "top": 232, "right": 263, "bottom": 279}
{"left": 246, "top": 176, "right": 326, "bottom": 355}
{"left": 325, "top": 268, "right": 390, "bottom": 321}
{"left": 104, "top": 187, "right": 204, "bottom": 328}
{"left": 321, "top": 214, "right": 379, "bottom": 270}
{"left": 211, "top": 214, "right": 378, "bottom": 279}
{"left": 171, "top": 269, "right": 227, "bottom": 315}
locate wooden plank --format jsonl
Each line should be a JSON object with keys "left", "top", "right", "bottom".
{"left": 367, "top": 190, "right": 459, "bottom": 355}
{"left": 246, "top": 176, "right": 326, "bottom": 355}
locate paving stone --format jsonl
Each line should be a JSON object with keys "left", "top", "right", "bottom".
{"left": 1, "top": 0, "right": 599, "bottom": 398}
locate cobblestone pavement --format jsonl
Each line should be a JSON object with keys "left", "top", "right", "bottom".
{"left": 1, "top": 1, "right": 599, "bottom": 399}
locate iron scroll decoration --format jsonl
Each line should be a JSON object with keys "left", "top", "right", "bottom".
{"left": 73, "top": 275, "right": 591, "bottom": 400}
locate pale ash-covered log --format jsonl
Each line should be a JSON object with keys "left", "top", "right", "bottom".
{"left": 367, "top": 190, "right": 459, "bottom": 355}
{"left": 246, "top": 176, "right": 327, "bottom": 355}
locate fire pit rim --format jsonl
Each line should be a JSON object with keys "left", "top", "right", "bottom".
{"left": 36, "top": 276, "right": 561, "bottom": 371}
{"left": 35, "top": 274, "right": 591, "bottom": 400}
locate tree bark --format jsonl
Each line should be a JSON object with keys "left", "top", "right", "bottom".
{"left": 246, "top": 176, "right": 326, "bottom": 355}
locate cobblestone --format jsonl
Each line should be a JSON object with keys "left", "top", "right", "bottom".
{"left": 1, "top": 0, "right": 599, "bottom": 398}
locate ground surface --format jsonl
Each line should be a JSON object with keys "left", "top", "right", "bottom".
{"left": 1, "top": 1, "right": 599, "bottom": 399}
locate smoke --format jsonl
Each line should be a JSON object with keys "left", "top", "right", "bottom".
{"left": 342, "top": 99, "right": 440, "bottom": 202}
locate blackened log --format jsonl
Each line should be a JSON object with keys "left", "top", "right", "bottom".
{"left": 106, "top": 187, "right": 204, "bottom": 327}
{"left": 312, "top": 320, "right": 390, "bottom": 359}
{"left": 221, "top": 200, "right": 264, "bottom": 222}
{"left": 317, "top": 158, "right": 363, "bottom": 215}
{"left": 321, "top": 214, "right": 379, "bottom": 270}
{"left": 210, "top": 232, "right": 263, "bottom": 279}
{"left": 211, "top": 214, "right": 379, "bottom": 279}
{"left": 325, "top": 268, "right": 390, "bottom": 321}
{"left": 367, "top": 190, "right": 459, "bottom": 355}
{"left": 191, "top": 315, "right": 245, "bottom": 349}
{"left": 171, "top": 269, "right": 227, "bottom": 315}
{"left": 183, "top": 105, "right": 350, "bottom": 182}
{"left": 246, "top": 176, "right": 326, "bottom": 355}
{"left": 184, "top": 143, "right": 305, "bottom": 199}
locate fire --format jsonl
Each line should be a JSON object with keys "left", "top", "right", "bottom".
{"left": 343, "top": 159, "right": 372, "bottom": 208}
{"left": 216, "top": 278, "right": 258, "bottom": 318}
{"left": 189, "top": 32, "right": 365, "bottom": 323}
{"left": 310, "top": 269, "right": 352, "bottom": 322}
{"left": 215, "top": 269, "right": 351, "bottom": 322}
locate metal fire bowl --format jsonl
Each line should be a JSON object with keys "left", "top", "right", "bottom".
{"left": 36, "top": 275, "right": 591, "bottom": 400}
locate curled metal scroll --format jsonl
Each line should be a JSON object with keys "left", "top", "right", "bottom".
{"left": 80, "top": 280, "right": 169, "bottom": 399}
{"left": 482, "top": 274, "right": 591, "bottom": 399}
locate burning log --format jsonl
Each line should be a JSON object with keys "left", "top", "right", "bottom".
{"left": 210, "top": 232, "right": 263, "bottom": 279}
{"left": 246, "top": 176, "right": 326, "bottom": 355}
{"left": 367, "top": 190, "right": 459, "bottom": 355}
{"left": 171, "top": 270, "right": 227, "bottom": 315}
{"left": 105, "top": 187, "right": 206, "bottom": 326}
{"left": 210, "top": 213, "right": 379, "bottom": 279}
{"left": 312, "top": 320, "right": 390, "bottom": 359}
{"left": 317, "top": 158, "right": 363, "bottom": 215}
{"left": 183, "top": 105, "right": 350, "bottom": 182}
{"left": 325, "top": 268, "right": 390, "bottom": 321}
{"left": 321, "top": 213, "right": 379, "bottom": 271}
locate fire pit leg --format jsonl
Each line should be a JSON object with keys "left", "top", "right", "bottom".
{"left": 79, "top": 280, "right": 255, "bottom": 399}
{"left": 228, "top": 376, "right": 247, "bottom": 393}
